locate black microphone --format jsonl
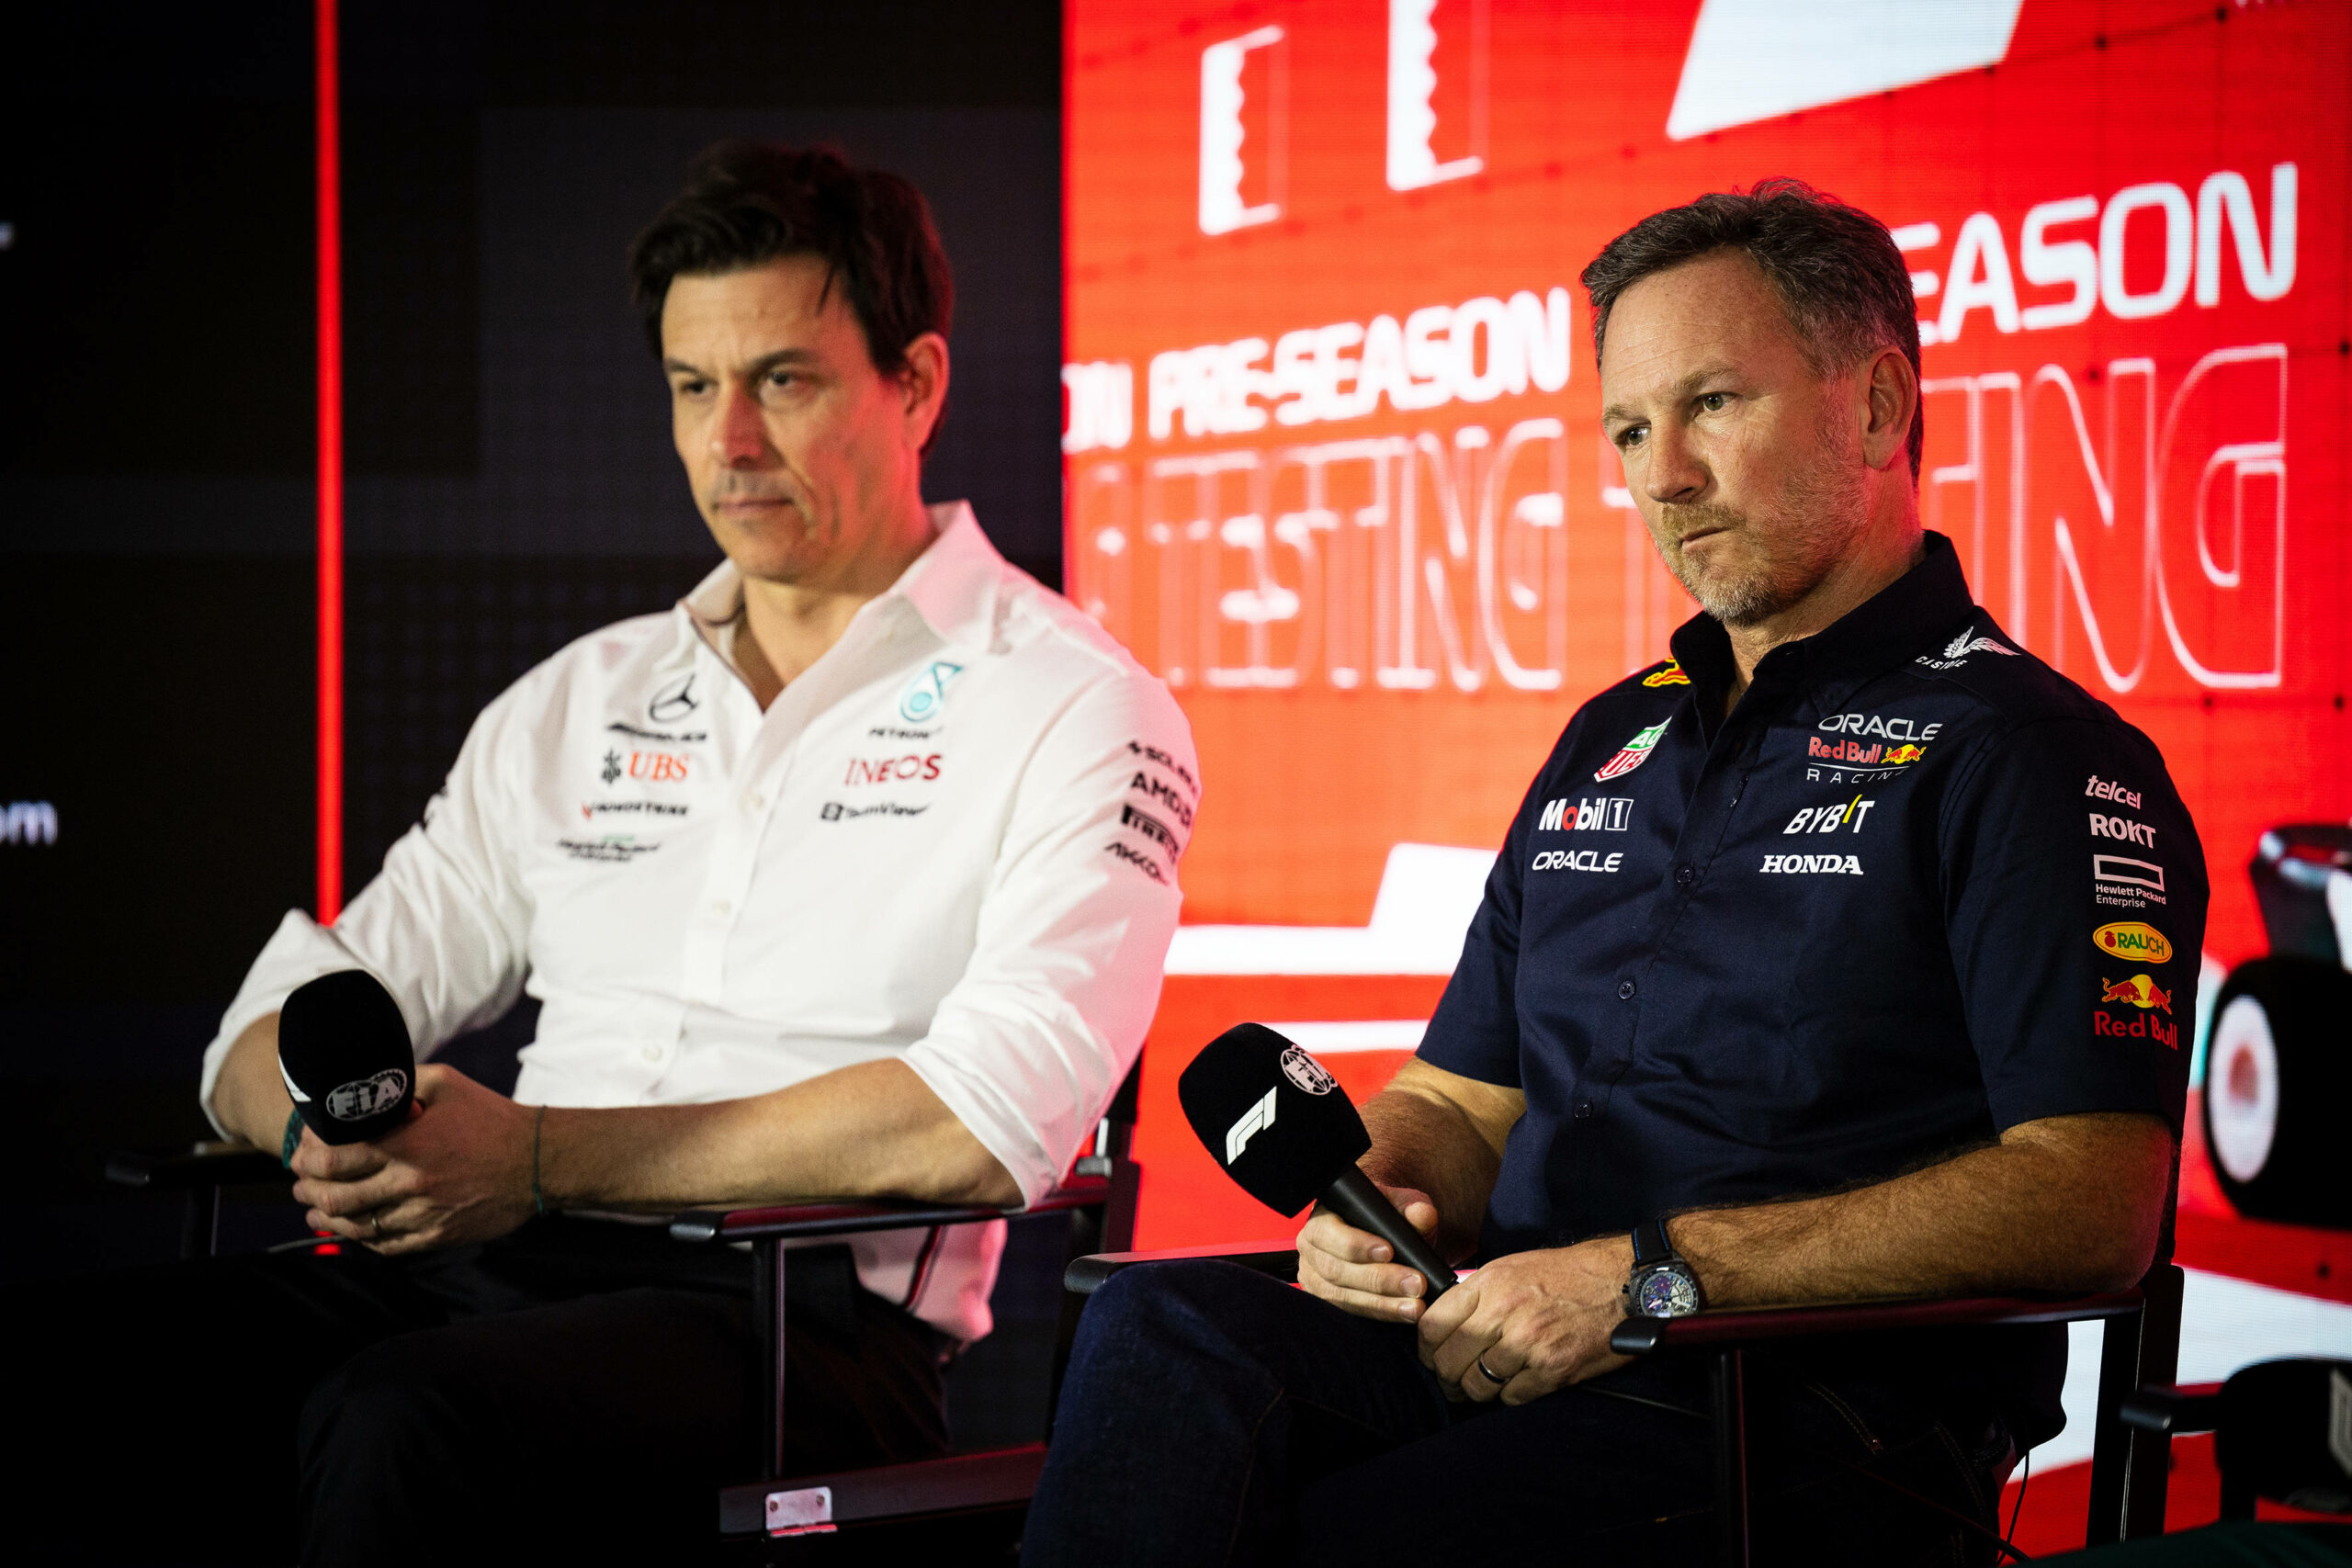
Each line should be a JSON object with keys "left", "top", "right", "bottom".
{"left": 1178, "top": 1022, "right": 1455, "bottom": 1300}
{"left": 277, "top": 969, "right": 417, "bottom": 1145}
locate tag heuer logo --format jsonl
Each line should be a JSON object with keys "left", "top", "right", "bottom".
{"left": 1595, "top": 722, "right": 1668, "bottom": 782}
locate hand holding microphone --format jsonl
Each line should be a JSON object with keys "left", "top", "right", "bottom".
{"left": 1178, "top": 1023, "right": 1458, "bottom": 1317}
{"left": 277, "top": 969, "right": 418, "bottom": 1145}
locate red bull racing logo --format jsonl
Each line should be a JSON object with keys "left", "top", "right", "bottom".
{"left": 2094, "top": 973, "right": 2177, "bottom": 1047}
{"left": 1806, "top": 738, "right": 1925, "bottom": 767}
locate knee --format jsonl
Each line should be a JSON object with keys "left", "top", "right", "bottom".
{"left": 298, "top": 1336, "right": 481, "bottom": 1483}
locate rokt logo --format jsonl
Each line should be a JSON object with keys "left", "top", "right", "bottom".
{"left": 1538, "top": 796, "right": 1632, "bottom": 832}
{"left": 2090, "top": 813, "right": 2156, "bottom": 849}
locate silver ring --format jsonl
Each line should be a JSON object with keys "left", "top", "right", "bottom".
{"left": 1475, "top": 1356, "right": 1509, "bottom": 1386}
{"left": 371, "top": 1213, "right": 387, "bottom": 1240}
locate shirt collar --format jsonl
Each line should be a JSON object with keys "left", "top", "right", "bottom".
{"left": 1669, "top": 530, "right": 1978, "bottom": 721}
{"left": 677, "top": 499, "right": 1006, "bottom": 664}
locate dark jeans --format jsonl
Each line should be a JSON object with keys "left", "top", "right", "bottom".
{"left": 16, "top": 1215, "right": 954, "bottom": 1566}
{"left": 1024, "top": 1261, "right": 2018, "bottom": 1567}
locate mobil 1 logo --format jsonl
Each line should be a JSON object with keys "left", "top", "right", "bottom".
{"left": 1538, "top": 795, "right": 1632, "bottom": 833}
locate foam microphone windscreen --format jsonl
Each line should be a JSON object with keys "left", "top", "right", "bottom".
{"left": 2216, "top": 1358, "right": 2352, "bottom": 1511}
{"left": 277, "top": 969, "right": 416, "bottom": 1145}
{"left": 1178, "top": 1022, "right": 1371, "bottom": 1217}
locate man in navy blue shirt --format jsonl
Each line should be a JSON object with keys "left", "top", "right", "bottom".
{"left": 1024, "top": 181, "right": 2205, "bottom": 1565}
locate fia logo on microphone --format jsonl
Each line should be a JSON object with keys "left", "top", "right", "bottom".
{"left": 1223, "top": 1088, "right": 1278, "bottom": 1164}
{"left": 326, "top": 1068, "right": 409, "bottom": 1122}
{"left": 1281, "top": 1045, "right": 1337, "bottom": 1095}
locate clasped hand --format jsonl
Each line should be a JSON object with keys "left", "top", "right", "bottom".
{"left": 1295, "top": 1180, "right": 1633, "bottom": 1404}
{"left": 288, "top": 1065, "right": 538, "bottom": 1255}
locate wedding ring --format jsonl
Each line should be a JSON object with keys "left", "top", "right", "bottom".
{"left": 1475, "top": 1356, "right": 1509, "bottom": 1386}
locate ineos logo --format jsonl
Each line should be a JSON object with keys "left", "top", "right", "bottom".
{"left": 650, "top": 673, "right": 698, "bottom": 724}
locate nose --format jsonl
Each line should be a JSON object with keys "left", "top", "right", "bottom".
{"left": 710, "top": 381, "right": 771, "bottom": 468}
{"left": 1639, "top": 422, "right": 1708, "bottom": 508}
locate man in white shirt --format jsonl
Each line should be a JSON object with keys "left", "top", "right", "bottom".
{"left": 34, "top": 141, "right": 1192, "bottom": 1565}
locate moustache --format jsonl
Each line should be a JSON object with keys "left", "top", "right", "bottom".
{"left": 1657, "top": 504, "right": 1745, "bottom": 547}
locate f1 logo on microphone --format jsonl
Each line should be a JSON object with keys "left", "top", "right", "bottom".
{"left": 1224, "top": 1087, "right": 1279, "bottom": 1164}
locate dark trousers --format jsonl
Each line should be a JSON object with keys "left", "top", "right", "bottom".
{"left": 17, "top": 1215, "right": 955, "bottom": 1566}
{"left": 1023, "top": 1261, "right": 2018, "bottom": 1567}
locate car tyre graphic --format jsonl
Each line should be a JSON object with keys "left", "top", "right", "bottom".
{"left": 2202, "top": 957, "right": 2352, "bottom": 1228}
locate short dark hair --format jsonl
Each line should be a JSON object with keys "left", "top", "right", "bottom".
{"left": 1580, "top": 178, "right": 1922, "bottom": 477}
{"left": 628, "top": 141, "right": 955, "bottom": 447}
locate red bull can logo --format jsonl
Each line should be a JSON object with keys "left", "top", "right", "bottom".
{"left": 2098, "top": 974, "right": 2171, "bottom": 1010}
{"left": 2094, "top": 973, "right": 2178, "bottom": 1048}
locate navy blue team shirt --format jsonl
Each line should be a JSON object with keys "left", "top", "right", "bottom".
{"left": 1418, "top": 532, "right": 2206, "bottom": 1442}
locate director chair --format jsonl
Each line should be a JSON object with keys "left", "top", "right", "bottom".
{"left": 109, "top": 1060, "right": 1146, "bottom": 1558}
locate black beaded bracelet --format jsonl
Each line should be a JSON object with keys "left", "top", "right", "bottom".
{"left": 280, "top": 1107, "right": 305, "bottom": 1169}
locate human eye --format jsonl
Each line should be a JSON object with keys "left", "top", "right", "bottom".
{"left": 1612, "top": 423, "right": 1647, "bottom": 451}
{"left": 1697, "top": 390, "right": 1732, "bottom": 414}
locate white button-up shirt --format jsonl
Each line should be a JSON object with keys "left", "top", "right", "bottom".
{"left": 201, "top": 503, "right": 1195, "bottom": 1339}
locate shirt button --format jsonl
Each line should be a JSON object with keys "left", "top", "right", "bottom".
{"left": 639, "top": 1044, "right": 664, "bottom": 1064}
{"left": 710, "top": 898, "right": 733, "bottom": 918}
{"left": 1573, "top": 1100, "right": 1595, "bottom": 1121}
{"left": 1618, "top": 980, "right": 1637, "bottom": 1000}
{"left": 1675, "top": 865, "right": 1697, "bottom": 887}
{"left": 743, "top": 792, "right": 765, "bottom": 813}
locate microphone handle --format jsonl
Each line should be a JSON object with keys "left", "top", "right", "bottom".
{"left": 1321, "top": 1165, "right": 1455, "bottom": 1302}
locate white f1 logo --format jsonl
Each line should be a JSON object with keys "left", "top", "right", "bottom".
{"left": 1224, "top": 1087, "right": 1279, "bottom": 1164}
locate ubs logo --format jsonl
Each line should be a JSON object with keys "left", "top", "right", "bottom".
{"left": 650, "top": 673, "right": 698, "bottom": 724}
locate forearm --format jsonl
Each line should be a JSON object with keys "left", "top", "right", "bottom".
{"left": 537, "top": 1057, "right": 1022, "bottom": 1212}
{"left": 1361, "top": 1063, "right": 1510, "bottom": 1260}
{"left": 209, "top": 1016, "right": 295, "bottom": 1151}
{"left": 1670, "top": 1111, "right": 2172, "bottom": 1308}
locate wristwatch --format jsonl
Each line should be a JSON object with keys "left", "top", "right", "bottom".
{"left": 1624, "top": 1217, "right": 1704, "bottom": 1318}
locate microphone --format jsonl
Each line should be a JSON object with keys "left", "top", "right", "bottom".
{"left": 277, "top": 969, "right": 416, "bottom": 1145}
{"left": 1178, "top": 1023, "right": 1455, "bottom": 1301}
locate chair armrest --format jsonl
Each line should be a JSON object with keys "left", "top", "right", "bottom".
{"left": 1064, "top": 1241, "right": 1301, "bottom": 1296}
{"left": 106, "top": 1143, "right": 290, "bottom": 1191}
{"left": 1608, "top": 1288, "right": 2144, "bottom": 1357}
{"left": 669, "top": 1175, "right": 1114, "bottom": 1245}
{"left": 2119, "top": 1382, "right": 2222, "bottom": 1436}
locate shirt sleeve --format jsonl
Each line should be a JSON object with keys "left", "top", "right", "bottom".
{"left": 898, "top": 667, "right": 1193, "bottom": 1206}
{"left": 1415, "top": 750, "right": 1549, "bottom": 1089}
{"left": 1942, "top": 716, "right": 2207, "bottom": 1136}
{"left": 197, "top": 678, "right": 538, "bottom": 1134}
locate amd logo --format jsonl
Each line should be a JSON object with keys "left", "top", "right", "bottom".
{"left": 2, "top": 801, "right": 58, "bottom": 845}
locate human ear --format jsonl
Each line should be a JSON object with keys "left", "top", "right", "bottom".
{"left": 897, "top": 333, "right": 951, "bottom": 451}
{"left": 1859, "top": 346, "right": 1916, "bottom": 473}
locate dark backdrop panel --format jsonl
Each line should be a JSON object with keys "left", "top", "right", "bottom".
{"left": 0, "top": 0, "right": 1063, "bottom": 1288}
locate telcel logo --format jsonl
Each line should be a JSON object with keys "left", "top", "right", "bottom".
{"left": 2093, "top": 922, "right": 2173, "bottom": 964}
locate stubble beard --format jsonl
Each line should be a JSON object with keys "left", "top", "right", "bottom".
{"left": 1649, "top": 431, "right": 1871, "bottom": 628}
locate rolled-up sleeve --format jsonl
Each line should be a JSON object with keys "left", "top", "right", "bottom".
{"left": 899, "top": 669, "right": 1193, "bottom": 1206}
{"left": 198, "top": 682, "right": 537, "bottom": 1134}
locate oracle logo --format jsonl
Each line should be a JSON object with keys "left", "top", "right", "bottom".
{"left": 844, "top": 754, "right": 943, "bottom": 786}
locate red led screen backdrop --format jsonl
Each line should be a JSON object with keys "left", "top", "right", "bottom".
{"left": 1062, "top": 1, "right": 2349, "bottom": 1248}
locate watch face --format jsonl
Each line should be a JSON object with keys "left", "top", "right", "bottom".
{"left": 1636, "top": 1267, "right": 1700, "bottom": 1317}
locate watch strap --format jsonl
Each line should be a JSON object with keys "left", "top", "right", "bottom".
{"left": 1631, "top": 1216, "right": 1675, "bottom": 1268}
